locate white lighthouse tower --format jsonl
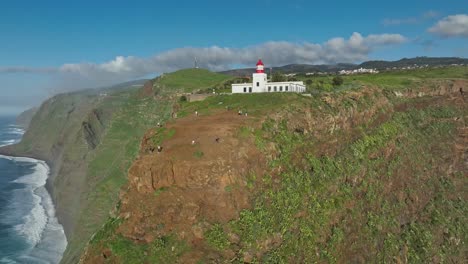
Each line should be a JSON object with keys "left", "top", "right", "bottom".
{"left": 252, "top": 59, "right": 267, "bottom": 92}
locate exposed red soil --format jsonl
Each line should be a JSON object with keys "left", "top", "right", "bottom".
{"left": 114, "top": 110, "right": 265, "bottom": 262}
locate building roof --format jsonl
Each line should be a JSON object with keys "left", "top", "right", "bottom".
{"left": 256, "top": 59, "right": 264, "bottom": 66}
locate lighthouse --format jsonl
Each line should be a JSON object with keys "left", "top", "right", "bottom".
{"left": 231, "top": 60, "right": 306, "bottom": 94}
{"left": 252, "top": 59, "right": 267, "bottom": 92}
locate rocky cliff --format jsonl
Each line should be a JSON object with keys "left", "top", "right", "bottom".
{"left": 81, "top": 79, "right": 467, "bottom": 263}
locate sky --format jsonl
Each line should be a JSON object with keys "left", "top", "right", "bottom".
{"left": 0, "top": 0, "right": 467, "bottom": 114}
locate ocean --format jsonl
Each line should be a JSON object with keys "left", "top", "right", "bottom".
{"left": 0, "top": 116, "right": 67, "bottom": 264}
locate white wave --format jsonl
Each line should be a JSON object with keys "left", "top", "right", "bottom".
{"left": 0, "top": 139, "right": 17, "bottom": 147}
{"left": 10, "top": 160, "right": 48, "bottom": 246}
{"left": 7, "top": 130, "right": 25, "bottom": 135}
{"left": 14, "top": 192, "right": 47, "bottom": 246}
{"left": 0, "top": 155, "right": 13, "bottom": 161}
{"left": 0, "top": 155, "right": 67, "bottom": 264}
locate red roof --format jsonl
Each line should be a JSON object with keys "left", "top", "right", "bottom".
{"left": 256, "top": 59, "right": 264, "bottom": 66}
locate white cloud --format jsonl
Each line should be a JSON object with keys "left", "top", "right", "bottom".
{"left": 0, "top": 32, "right": 407, "bottom": 90}
{"left": 428, "top": 14, "right": 468, "bottom": 38}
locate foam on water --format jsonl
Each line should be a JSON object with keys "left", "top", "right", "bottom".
{"left": 0, "top": 155, "right": 67, "bottom": 263}
{"left": 0, "top": 119, "right": 67, "bottom": 263}
{"left": 0, "top": 140, "right": 16, "bottom": 147}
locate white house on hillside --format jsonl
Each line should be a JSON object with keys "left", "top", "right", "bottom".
{"left": 232, "top": 60, "right": 306, "bottom": 94}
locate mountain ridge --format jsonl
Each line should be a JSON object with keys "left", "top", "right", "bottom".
{"left": 220, "top": 56, "right": 468, "bottom": 76}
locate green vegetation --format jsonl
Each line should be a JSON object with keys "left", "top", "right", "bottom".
{"left": 205, "top": 224, "right": 230, "bottom": 250}
{"left": 179, "top": 95, "right": 188, "bottom": 102}
{"left": 178, "top": 92, "right": 308, "bottom": 117}
{"left": 237, "top": 126, "right": 251, "bottom": 138}
{"left": 193, "top": 150, "right": 204, "bottom": 158}
{"left": 154, "top": 187, "right": 169, "bottom": 197}
{"left": 62, "top": 89, "right": 173, "bottom": 263}
{"left": 272, "top": 71, "right": 287, "bottom": 82}
{"left": 92, "top": 217, "right": 188, "bottom": 264}
{"left": 297, "top": 66, "right": 468, "bottom": 92}
{"left": 151, "top": 127, "right": 176, "bottom": 146}
{"left": 157, "top": 68, "right": 232, "bottom": 93}
{"left": 332, "top": 75, "right": 344, "bottom": 86}
{"left": 223, "top": 103, "right": 466, "bottom": 263}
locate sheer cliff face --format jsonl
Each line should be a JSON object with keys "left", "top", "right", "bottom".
{"left": 8, "top": 92, "right": 106, "bottom": 235}
{"left": 0, "top": 84, "right": 161, "bottom": 264}
{"left": 81, "top": 80, "right": 466, "bottom": 263}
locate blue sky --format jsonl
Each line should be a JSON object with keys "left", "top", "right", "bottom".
{"left": 0, "top": 0, "right": 467, "bottom": 114}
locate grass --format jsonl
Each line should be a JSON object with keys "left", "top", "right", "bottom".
{"left": 296, "top": 66, "right": 468, "bottom": 92}
{"left": 178, "top": 92, "right": 309, "bottom": 117}
{"left": 157, "top": 68, "right": 232, "bottom": 93}
{"left": 224, "top": 101, "right": 466, "bottom": 263}
{"left": 237, "top": 126, "right": 251, "bottom": 138}
{"left": 151, "top": 127, "right": 176, "bottom": 146}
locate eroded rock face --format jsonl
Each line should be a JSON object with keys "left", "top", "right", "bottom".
{"left": 117, "top": 111, "right": 265, "bottom": 250}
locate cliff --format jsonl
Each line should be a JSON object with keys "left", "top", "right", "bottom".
{"left": 2, "top": 67, "right": 466, "bottom": 263}
{"left": 81, "top": 75, "right": 467, "bottom": 263}
{"left": 0, "top": 69, "right": 233, "bottom": 263}
{"left": 15, "top": 106, "right": 38, "bottom": 129}
{"left": 0, "top": 84, "right": 164, "bottom": 263}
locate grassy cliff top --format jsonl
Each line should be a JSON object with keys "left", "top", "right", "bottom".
{"left": 156, "top": 68, "right": 232, "bottom": 92}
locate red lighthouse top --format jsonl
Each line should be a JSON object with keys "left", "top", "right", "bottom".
{"left": 256, "top": 59, "right": 265, "bottom": 73}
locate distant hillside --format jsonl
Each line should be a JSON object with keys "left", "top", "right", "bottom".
{"left": 156, "top": 68, "right": 231, "bottom": 93}
{"left": 359, "top": 57, "right": 468, "bottom": 69}
{"left": 15, "top": 107, "right": 38, "bottom": 129}
{"left": 221, "top": 57, "right": 468, "bottom": 76}
{"left": 221, "top": 63, "right": 355, "bottom": 76}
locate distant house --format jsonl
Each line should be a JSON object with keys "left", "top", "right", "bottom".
{"left": 232, "top": 60, "right": 306, "bottom": 94}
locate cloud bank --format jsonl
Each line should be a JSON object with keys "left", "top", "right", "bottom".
{"left": 428, "top": 14, "right": 468, "bottom": 38}
{"left": 0, "top": 32, "right": 406, "bottom": 90}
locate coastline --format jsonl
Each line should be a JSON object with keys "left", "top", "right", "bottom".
{"left": 0, "top": 117, "right": 68, "bottom": 263}
{"left": 0, "top": 154, "right": 67, "bottom": 263}
{"left": 0, "top": 146, "right": 66, "bottom": 235}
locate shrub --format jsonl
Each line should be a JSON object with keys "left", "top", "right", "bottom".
{"left": 332, "top": 76, "right": 344, "bottom": 86}
{"left": 205, "top": 224, "right": 230, "bottom": 250}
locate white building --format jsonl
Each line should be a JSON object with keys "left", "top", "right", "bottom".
{"left": 232, "top": 60, "right": 306, "bottom": 94}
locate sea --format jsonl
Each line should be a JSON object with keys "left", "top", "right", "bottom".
{"left": 0, "top": 116, "right": 67, "bottom": 264}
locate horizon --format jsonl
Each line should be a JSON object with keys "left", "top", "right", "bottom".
{"left": 1, "top": 1, "right": 467, "bottom": 114}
